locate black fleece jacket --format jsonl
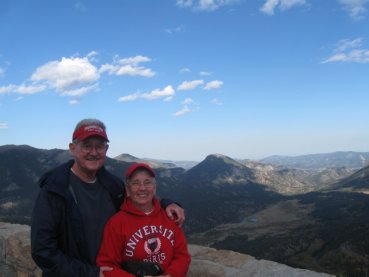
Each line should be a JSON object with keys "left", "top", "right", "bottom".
{"left": 31, "top": 160, "right": 124, "bottom": 277}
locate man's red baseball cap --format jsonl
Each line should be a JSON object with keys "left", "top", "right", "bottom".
{"left": 72, "top": 124, "right": 109, "bottom": 141}
{"left": 126, "top": 163, "right": 156, "bottom": 179}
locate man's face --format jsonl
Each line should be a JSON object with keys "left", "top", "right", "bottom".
{"left": 69, "top": 136, "right": 108, "bottom": 174}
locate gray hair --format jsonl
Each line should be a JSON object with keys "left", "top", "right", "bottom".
{"left": 74, "top": 118, "right": 106, "bottom": 132}
{"left": 72, "top": 118, "right": 107, "bottom": 143}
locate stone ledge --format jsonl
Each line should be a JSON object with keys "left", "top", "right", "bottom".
{"left": 0, "top": 222, "right": 41, "bottom": 277}
{"left": 0, "top": 222, "right": 333, "bottom": 277}
{"left": 188, "top": 244, "right": 333, "bottom": 277}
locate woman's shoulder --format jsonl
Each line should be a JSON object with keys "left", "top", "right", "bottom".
{"left": 105, "top": 210, "right": 128, "bottom": 228}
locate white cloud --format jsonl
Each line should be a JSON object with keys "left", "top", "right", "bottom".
{"left": 260, "top": 0, "right": 306, "bottom": 15}
{"left": 176, "top": 0, "right": 193, "bottom": 8}
{"left": 179, "top": 68, "right": 191, "bottom": 74}
{"left": 322, "top": 49, "right": 369, "bottom": 63}
{"left": 0, "top": 67, "right": 5, "bottom": 77}
{"left": 339, "top": 0, "right": 369, "bottom": 20}
{"left": 87, "top": 51, "right": 99, "bottom": 62}
{"left": 204, "top": 80, "right": 224, "bottom": 90}
{"left": 176, "top": 0, "right": 238, "bottom": 11}
{"left": 260, "top": 0, "right": 278, "bottom": 15}
{"left": 15, "top": 84, "right": 46, "bottom": 94}
{"left": 0, "top": 84, "right": 45, "bottom": 95}
{"left": 0, "top": 85, "right": 16, "bottom": 94}
{"left": 173, "top": 106, "right": 191, "bottom": 116}
{"left": 119, "top": 86, "right": 175, "bottom": 102}
{"left": 99, "top": 64, "right": 117, "bottom": 74}
{"left": 335, "top": 37, "right": 363, "bottom": 52}
{"left": 119, "top": 55, "right": 151, "bottom": 65}
{"left": 142, "top": 85, "right": 175, "bottom": 101}
{"left": 174, "top": 97, "right": 199, "bottom": 116}
{"left": 322, "top": 38, "right": 369, "bottom": 63}
{"left": 211, "top": 98, "right": 223, "bottom": 105}
{"left": 198, "top": 0, "right": 223, "bottom": 11}
{"left": 15, "top": 96, "right": 24, "bottom": 101}
{"left": 100, "top": 55, "right": 155, "bottom": 77}
{"left": 61, "top": 84, "right": 98, "bottom": 96}
{"left": 177, "top": 80, "right": 204, "bottom": 91}
{"left": 165, "top": 25, "right": 185, "bottom": 34}
{"left": 0, "top": 122, "right": 8, "bottom": 129}
{"left": 183, "top": 98, "right": 194, "bottom": 105}
{"left": 116, "top": 65, "right": 155, "bottom": 77}
{"left": 31, "top": 56, "right": 99, "bottom": 92}
{"left": 69, "top": 99, "right": 79, "bottom": 105}
{"left": 163, "top": 96, "right": 173, "bottom": 102}
{"left": 118, "top": 92, "right": 141, "bottom": 102}
{"left": 279, "top": 0, "right": 306, "bottom": 10}
{"left": 200, "top": 71, "right": 212, "bottom": 76}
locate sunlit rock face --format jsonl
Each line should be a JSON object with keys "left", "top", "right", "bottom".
{"left": 0, "top": 222, "right": 333, "bottom": 277}
{"left": 188, "top": 244, "right": 334, "bottom": 277}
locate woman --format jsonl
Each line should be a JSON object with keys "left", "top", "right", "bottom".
{"left": 97, "top": 163, "right": 191, "bottom": 277}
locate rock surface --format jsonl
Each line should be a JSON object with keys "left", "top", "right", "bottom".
{"left": 188, "top": 245, "right": 333, "bottom": 276}
{"left": 0, "top": 222, "right": 41, "bottom": 277}
{"left": 0, "top": 222, "right": 333, "bottom": 277}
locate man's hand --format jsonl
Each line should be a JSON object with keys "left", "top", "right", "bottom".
{"left": 165, "top": 203, "right": 185, "bottom": 226}
{"left": 99, "top": 266, "right": 113, "bottom": 277}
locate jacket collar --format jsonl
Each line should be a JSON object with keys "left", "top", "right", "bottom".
{"left": 38, "top": 160, "right": 124, "bottom": 211}
{"left": 38, "top": 160, "right": 108, "bottom": 195}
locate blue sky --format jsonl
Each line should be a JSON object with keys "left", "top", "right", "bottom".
{"left": 1, "top": 0, "right": 369, "bottom": 161}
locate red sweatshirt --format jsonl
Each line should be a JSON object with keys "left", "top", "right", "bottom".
{"left": 96, "top": 197, "right": 191, "bottom": 277}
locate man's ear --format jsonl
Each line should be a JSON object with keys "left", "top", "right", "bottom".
{"left": 69, "top": 143, "right": 76, "bottom": 155}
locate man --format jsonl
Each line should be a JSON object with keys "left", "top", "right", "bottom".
{"left": 31, "top": 119, "right": 184, "bottom": 277}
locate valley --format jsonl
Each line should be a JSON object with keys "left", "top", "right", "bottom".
{"left": 189, "top": 200, "right": 315, "bottom": 243}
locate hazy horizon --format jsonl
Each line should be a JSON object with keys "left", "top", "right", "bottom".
{"left": 3, "top": 143, "right": 369, "bottom": 163}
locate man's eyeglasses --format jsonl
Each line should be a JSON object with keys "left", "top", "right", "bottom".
{"left": 128, "top": 179, "right": 155, "bottom": 189}
{"left": 77, "top": 142, "right": 108, "bottom": 154}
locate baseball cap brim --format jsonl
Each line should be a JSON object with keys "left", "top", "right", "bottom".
{"left": 126, "top": 163, "right": 155, "bottom": 179}
{"left": 72, "top": 124, "right": 109, "bottom": 141}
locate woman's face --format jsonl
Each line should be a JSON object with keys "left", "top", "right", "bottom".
{"left": 126, "top": 170, "right": 156, "bottom": 212}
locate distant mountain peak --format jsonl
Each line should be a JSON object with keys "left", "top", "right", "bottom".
{"left": 114, "top": 153, "right": 139, "bottom": 161}
{"left": 185, "top": 154, "right": 254, "bottom": 185}
{"left": 205, "top": 154, "right": 245, "bottom": 168}
{"left": 114, "top": 153, "right": 177, "bottom": 169}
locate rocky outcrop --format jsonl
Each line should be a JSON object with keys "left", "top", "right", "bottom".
{"left": 0, "top": 222, "right": 333, "bottom": 277}
{"left": 0, "top": 222, "right": 40, "bottom": 277}
{"left": 188, "top": 245, "right": 333, "bottom": 276}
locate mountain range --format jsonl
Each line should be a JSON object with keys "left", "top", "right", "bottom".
{"left": 0, "top": 144, "right": 369, "bottom": 276}
{"left": 116, "top": 151, "right": 369, "bottom": 171}
{"left": 261, "top": 151, "right": 369, "bottom": 169}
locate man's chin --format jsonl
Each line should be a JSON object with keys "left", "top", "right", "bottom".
{"left": 84, "top": 160, "right": 104, "bottom": 170}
